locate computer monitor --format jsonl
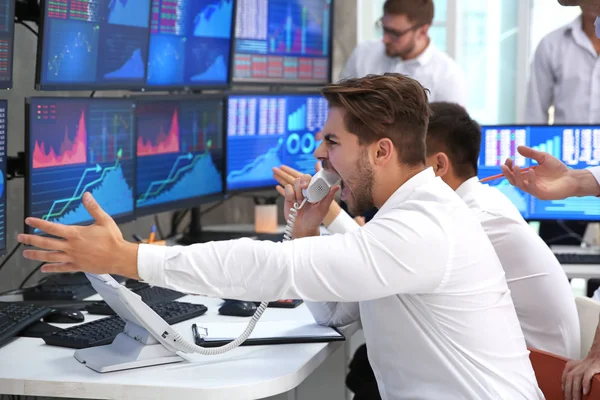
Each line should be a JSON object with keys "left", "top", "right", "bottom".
{"left": 226, "top": 92, "right": 328, "bottom": 192}
{"left": 478, "top": 124, "right": 600, "bottom": 221}
{"left": 0, "top": 1, "right": 14, "bottom": 89}
{"left": 35, "top": 0, "right": 152, "bottom": 90}
{"left": 134, "top": 96, "right": 226, "bottom": 217}
{"left": 25, "top": 97, "right": 137, "bottom": 234}
{"left": 232, "top": 0, "right": 333, "bottom": 85}
{"left": 0, "top": 100, "right": 7, "bottom": 255}
{"left": 146, "top": 0, "right": 235, "bottom": 89}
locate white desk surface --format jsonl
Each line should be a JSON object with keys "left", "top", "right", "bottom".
{"left": 0, "top": 295, "right": 353, "bottom": 400}
{"left": 562, "top": 264, "right": 600, "bottom": 279}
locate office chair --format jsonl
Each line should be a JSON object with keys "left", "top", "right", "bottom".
{"left": 529, "top": 347, "right": 600, "bottom": 399}
{"left": 576, "top": 297, "right": 600, "bottom": 359}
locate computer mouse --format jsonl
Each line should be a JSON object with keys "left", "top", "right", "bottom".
{"left": 43, "top": 308, "right": 85, "bottom": 324}
{"left": 218, "top": 300, "right": 257, "bottom": 317}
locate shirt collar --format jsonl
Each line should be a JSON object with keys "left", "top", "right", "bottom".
{"left": 378, "top": 167, "right": 436, "bottom": 214}
{"left": 398, "top": 40, "right": 436, "bottom": 66}
{"left": 566, "top": 15, "right": 597, "bottom": 56}
{"left": 455, "top": 176, "right": 481, "bottom": 200}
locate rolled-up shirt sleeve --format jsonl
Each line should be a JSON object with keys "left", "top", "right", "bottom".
{"left": 138, "top": 209, "right": 451, "bottom": 303}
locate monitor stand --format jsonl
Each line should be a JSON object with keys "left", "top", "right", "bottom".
{"left": 176, "top": 208, "right": 247, "bottom": 245}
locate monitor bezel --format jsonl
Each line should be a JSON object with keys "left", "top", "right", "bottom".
{"left": 24, "top": 96, "right": 138, "bottom": 236}
{"left": 224, "top": 89, "right": 325, "bottom": 195}
{"left": 0, "top": 99, "right": 7, "bottom": 256}
{"left": 479, "top": 123, "right": 600, "bottom": 223}
{"left": 0, "top": 1, "right": 15, "bottom": 90}
{"left": 230, "top": 0, "right": 334, "bottom": 87}
{"left": 34, "top": 0, "right": 237, "bottom": 92}
{"left": 130, "top": 93, "right": 227, "bottom": 219}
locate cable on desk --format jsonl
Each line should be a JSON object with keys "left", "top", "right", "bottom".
{"left": 15, "top": 19, "right": 37, "bottom": 36}
{"left": 19, "top": 262, "right": 45, "bottom": 289}
{"left": 0, "top": 243, "right": 22, "bottom": 274}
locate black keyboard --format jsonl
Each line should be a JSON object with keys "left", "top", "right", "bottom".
{"left": 0, "top": 303, "right": 52, "bottom": 347}
{"left": 43, "top": 301, "right": 207, "bottom": 349}
{"left": 555, "top": 253, "right": 600, "bottom": 264}
{"left": 22, "top": 273, "right": 125, "bottom": 301}
{"left": 85, "top": 285, "right": 185, "bottom": 315}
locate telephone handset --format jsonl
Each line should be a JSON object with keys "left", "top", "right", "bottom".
{"left": 302, "top": 169, "right": 341, "bottom": 203}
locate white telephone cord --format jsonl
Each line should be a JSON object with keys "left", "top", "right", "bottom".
{"left": 171, "top": 200, "right": 307, "bottom": 356}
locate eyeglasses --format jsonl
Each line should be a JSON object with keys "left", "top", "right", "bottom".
{"left": 375, "top": 18, "right": 423, "bottom": 41}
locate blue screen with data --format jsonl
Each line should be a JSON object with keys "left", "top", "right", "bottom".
{"left": 226, "top": 94, "right": 328, "bottom": 191}
{"left": 38, "top": 0, "right": 152, "bottom": 90}
{"left": 135, "top": 97, "right": 225, "bottom": 216}
{"left": 479, "top": 125, "right": 600, "bottom": 221}
{"left": 146, "top": 0, "right": 233, "bottom": 88}
{"left": 26, "top": 98, "right": 136, "bottom": 234}
{"left": 0, "top": 100, "right": 7, "bottom": 255}
{"left": 233, "top": 0, "right": 332, "bottom": 84}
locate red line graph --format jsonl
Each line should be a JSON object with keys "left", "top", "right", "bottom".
{"left": 137, "top": 108, "right": 180, "bottom": 157}
{"left": 33, "top": 109, "right": 87, "bottom": 169}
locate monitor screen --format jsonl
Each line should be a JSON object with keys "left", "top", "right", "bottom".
{"left": 478, "top": 125, "right": 600, "bottom": 221}
{"left": 232, "top": 0, "right": 332, "bottom": 85}
{"left": 0, "top": 100, "right": 7, "bottom": 255}
{"left": 36, "top": 0, "right": 152, "bottom": 90}
{"left": 26, "top": 98, "right": 136, "bottom": 234}
{"left": 226, "top": 93, "right": 328, "bottom": 191}
{"left": 146, "top": 0, "right": 234, "bottom": 88}
{"left": 135, "top": 96, "right": 225, "bottom": 216}
{"left": 0, "top": 1, "right": 14, "bottom": 89}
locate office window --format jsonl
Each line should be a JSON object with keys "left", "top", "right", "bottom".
{"left": 455, "top": 0, "right": 520, "bottom": 124}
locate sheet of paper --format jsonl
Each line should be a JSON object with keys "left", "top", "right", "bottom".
{"left": 197, "top": 321, "right": 342, "bottom": 342}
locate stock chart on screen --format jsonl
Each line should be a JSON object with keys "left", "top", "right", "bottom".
{"left": 146, "top": 0, "right": 233, "bottom": 88}
{"left": 26, "top": 98, "right": 136, "bottom": 234}
{"left": 479, "top": 125, "right": 600, "bottom": 221}
{"left": 135, "top": 97, "right": 225, "bottom": 215}
{"left": 226, "top": 94, "right": 328, "bottom": 191}
{"left": 0, "top": 1, "right": 14, "bottom": 89}
{"left": 37, "top": 0, "right": 151, "bottom": 89}
{"left": 233, "top": 0, "right": 332, "bottom": 84}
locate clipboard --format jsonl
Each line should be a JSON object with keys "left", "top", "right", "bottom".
{"left": 192, "top": 321, "right": 345, "bottom": 347}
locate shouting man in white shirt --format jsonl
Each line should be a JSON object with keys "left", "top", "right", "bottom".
{"left": 18, "top": 74, "right": 542, "bottom": 399}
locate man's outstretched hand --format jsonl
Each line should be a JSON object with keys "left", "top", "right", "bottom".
{"left": 500, "top": 145, "right": 600, "bottom": 200}
{"left": 17, "top": 192, "right": 139, "bottom": 279}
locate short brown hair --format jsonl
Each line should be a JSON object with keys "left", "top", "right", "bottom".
{"left": 426, "top": 102, "right": 481, "bottom": 179}
{"left": 321, "top": 73, "right": 431, "bottom": 166}
{"left": 384, "top": 0, "right": 434, "bottom": 26}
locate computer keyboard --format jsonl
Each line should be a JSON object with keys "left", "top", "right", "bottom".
{"left": 85, "top": 284, "right": 185, "bottom": 315}
{"left": 0, "top": 303, "right": 51, "bottom": 348}
{"left": 555, "top": 253, "right": 600, "bottom": 264}
{"left": 44, "top": 301, "right": 208, "bottom": 349}
{"left": 22, "top": 272, "right": 125, "bottom": 301}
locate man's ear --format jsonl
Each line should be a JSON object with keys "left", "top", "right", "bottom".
{"left": 433, "top": 152, "right": 451, "bottom": 177}
{"left": 373, "top": 138, "right": 394, "bottom": 165}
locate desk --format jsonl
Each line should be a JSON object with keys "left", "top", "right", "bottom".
{"left": 562, "top": 264, "right": 600, "bottom": 279}
{"left": 0, "top": 295, "right": 357, "bottom": 400}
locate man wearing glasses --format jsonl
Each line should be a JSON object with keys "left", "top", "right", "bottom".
{"left": 341, "top": 0, "right": 467, "bottom": 106}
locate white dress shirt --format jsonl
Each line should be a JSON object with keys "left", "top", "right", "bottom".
{"left": 138, "top": 168, "right": 542, "bottom": 400}
{"left": 525, "top": 15, "right": 600, "bottom": 124}
{"left": 341, "top": 40, "right": 468, "bottom": 107}
{"left": 456, "top": 177, "right": 580, "bottom": 358}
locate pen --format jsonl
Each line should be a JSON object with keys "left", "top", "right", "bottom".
{"left": 479, "top": 166, "right": 537, "bottom": 183}
{"left": 148, "top": 224, "right": 156, "bottom": 244}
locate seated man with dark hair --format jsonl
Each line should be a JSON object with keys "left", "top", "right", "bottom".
{"left": 274, "top": 101, "right": 580, "bottom": 399}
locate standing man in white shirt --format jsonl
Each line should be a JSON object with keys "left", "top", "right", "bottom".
{"left": 525, "top": 5, "right": 600, "bottom": 124}
{"left": 18, "top": 74, "right": 543, "bottom": 399}
{"left": 342, "top": 0, "right": 467, "bottom": 106}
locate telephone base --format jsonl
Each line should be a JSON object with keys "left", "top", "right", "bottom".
{"left": 73, "top": 332, "right": 183, "bottom": 373}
